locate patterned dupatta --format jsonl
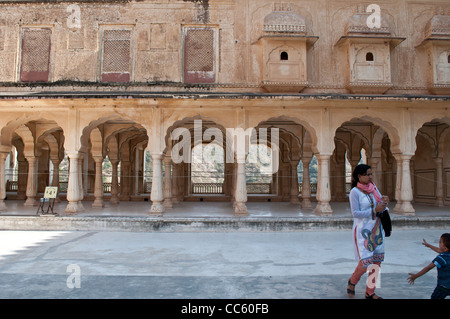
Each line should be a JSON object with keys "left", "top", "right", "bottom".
{"left": 357, "top": 182, "right": 383, "bottom": 252}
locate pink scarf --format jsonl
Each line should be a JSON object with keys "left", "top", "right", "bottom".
{"left": 357, "top": 182, "right": 381, "bottom": 203}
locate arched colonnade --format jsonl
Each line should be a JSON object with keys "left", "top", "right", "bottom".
{"left": 0, "top": 98, "right": 449, "bottom": 217}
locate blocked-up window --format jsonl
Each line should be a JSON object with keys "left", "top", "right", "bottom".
{"left": 366, "top": 52, "right": 374, "bottom": 62}
{"left": 183, "top": 28, "right": 215, "bottom": 83}
{"left": 20, "top": 28, "right": 51, "bottom": 82}
{"left": 101, "top": 29, "right": 131, "bottom": 82}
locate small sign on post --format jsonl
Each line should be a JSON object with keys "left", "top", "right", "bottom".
{"left": 37, "top": 186, "right": 58, "bottom": 215}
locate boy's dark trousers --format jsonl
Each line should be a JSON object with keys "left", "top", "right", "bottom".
{"left": 431, "top": 285, "right": 450, "bottom": 299}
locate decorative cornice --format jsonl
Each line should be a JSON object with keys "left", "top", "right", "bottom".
{"left": 348, "top": 81, "right": 393, "bottom": 88}
{"left": 263, "top": 24, "right": 306, "bottom": 33}
{"left": 347, "top": 81, "right": 393, "bottom": 94}
{"left": 429, "top": 28, "right": 450, "bottom": 36}
{"left": 1, "top": 91, "right": 449, "bottom": 102}
{"left": 347, "top": 26, "right": 390, "bottom": 34}
{"left": 261, "top": 80, "right": 308, "bottom": 86}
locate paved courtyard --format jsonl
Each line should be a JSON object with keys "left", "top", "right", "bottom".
{"left": 0, "top": 228, "right": 447, "bottom": 300}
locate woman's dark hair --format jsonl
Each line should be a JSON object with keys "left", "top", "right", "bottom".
{"left": 351, "top": 164, "right": 371, "bottom": 188}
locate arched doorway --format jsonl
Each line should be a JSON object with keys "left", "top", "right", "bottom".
{"left": 165, "top": 117, "right": 230, "bottom": 205}
{"left": 252, "top": 117, "right": 316, "bottom": 209}
{"left": 334, "top": 118, "right": 396, "bottom": 202}
{"left": 191, "top": 143, "right": 225, "bottom": 195}
{"left": 1, "top": 119, "right": 65, "bottom": 210}
{"left": 77, "top": 117, "right": 148, "bottom": 210}
{"left": 414, "top": 119, "right": 450, "bottom": 207}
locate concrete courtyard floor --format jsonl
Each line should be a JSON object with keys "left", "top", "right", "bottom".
{"left": 0, "top": 228, "right": 448, "bottom": 300}
{"left": 0, "top": 199, "right": 448, "bottom": 309}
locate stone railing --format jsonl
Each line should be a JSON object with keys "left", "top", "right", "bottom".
{"left": 247, "top": 183, "right": 271, "bottom": 194}
{"left": 191, "top": 183, "right": 223, "bottom": 194}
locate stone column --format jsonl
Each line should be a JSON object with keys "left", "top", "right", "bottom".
{"left": 78, "top": 154, "right": 85, "bottom": 208}
{"left": 394, "top": 154, "right": 415, "bottom": 215}
{"left": 301, "top": 157, "right": 313, "bottom": 209}
{"left": 434, "top": 157, "right": 444, "bottom": 207}
{"left": 385, "top": 161, "right": 394, "bottom": 201}
{"left": 290, "top": 161, "right": 300, "bottom": 204}
{"left": 334, "top": 162, "right": 346, "bottom": 201}
{"left": 110, "top": 159, "right": 119, "bottom": 205}
{"left": 234, "top": 154, "right": 248, "bottom": 216}
{"left": 65, "top": 152, "right": 84, "bottom": 213}
{"left": 171, "top": 163, "right": 179, "bottom": 205}
{"left": 394, "top": 158, "right": 402, "bottom": 208}
{"left": 350, "top": 160, "right": 360, "bottom": 180}
{"left": 230, "top": 163, "right": 236, "bottom": 202}
{"left": 149, "top": 153, "right": 164, "bottom": 215}
{"left": 120, "top": 160, "right": 130, "bottom": 201}
{"left": 178, "top": 163, "right": 186, "bottom": 202}
{"left": 369, "top": 157, "right": 382, "bottom": 192}
{"left": 81, "top": 153, "right": 87, "bottom": 198}
{"left": 0, "top": 152, "right": 8, "bottom": 211}
{"left": 134, "top": 148, "right": 140, "bottom": 196}
{"left": 163, "top": 156, "right": 173, "bottom": 209}
{"left": 24, "top": 156, "right": 38, "bottom": 206}
{"left": 92, "top": 156, "right": 104, "bottom": 208}
{"left": 17, "top": 159, "right": 27, "bottom": 200}
{"left": 50, "top": 159, "right": 61, "bottom": 203}
{"left": 314, "top": 154, "right": 333, "bottom": 216}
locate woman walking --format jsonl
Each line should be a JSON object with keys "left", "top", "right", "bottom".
{"left": 347, "top": 164, "right": 388, "bottom": 299}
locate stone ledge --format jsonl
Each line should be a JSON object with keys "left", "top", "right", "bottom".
{"left": 0, "top": 215, "right": 448, "bottom": 232}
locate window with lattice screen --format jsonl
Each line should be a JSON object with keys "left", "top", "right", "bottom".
{"left": 101, "top": 29, "right": 132, "bottom": 82}
{"left": 183, "top": 27, "right": 215, "bottom": 83}
{"left": 20, "top": 28, "right": 51, "bottom": 82}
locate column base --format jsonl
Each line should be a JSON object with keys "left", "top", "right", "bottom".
{"left": 92, "top": 199, "right": 104, "bottom": 208}
{"left": 64, "top": 201, "right": 85, "bottom": 214}
{"left": 150, "top": 202, "right": 165, "bottom": 216}
{"left": 394, "top": 202, "right": 415, "bottom": 216}
{"left": 301, "top": 198, "right": 313, "bottom": 210}
{"left": 24, "top": 197, "right": 37, "bottom": 206}
{"left": 110, "top": 196, "right": 120, "bottom": 205}
{"left": 314, "top": 202, "right": 333, "bottom": 216}
{"left": 435, "top": 200, "right": 444, "bottom": 207}
{"left": 0, "top": 200, "right": 6, "bottom": 211}
{"left": 119, "top": 195, "right": 131, "bottom": 201}
{"left": 234, "top": 202, "right": 248, "bottom": 216}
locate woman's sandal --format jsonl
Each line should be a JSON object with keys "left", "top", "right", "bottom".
{"left": 347, "top": 279, "right": 356, "bottom": 297}
{"left": 365, "top": 293, "right": 383, "bottom": 299}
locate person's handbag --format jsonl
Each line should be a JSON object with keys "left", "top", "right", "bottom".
{"left": 380, "top": 210, "right": 391, "bottom": 237}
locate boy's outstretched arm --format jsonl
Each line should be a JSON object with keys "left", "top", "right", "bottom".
{"left": 422, "top": 238, "right": 442, "bottom": 253}
{"left": 407, "top": 262, "right": 436, "bottom": 285}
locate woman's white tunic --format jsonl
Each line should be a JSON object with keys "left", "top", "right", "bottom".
{"left": 349, "top": 187, "right": 385, "bottom": 267}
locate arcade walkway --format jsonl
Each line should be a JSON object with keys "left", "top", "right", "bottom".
{"left": 0, "top": 199, "right": 449, "bottom": 218}
{"left": 0, "top": 200, "right": 450, "bottom": 219}
{"left": 0, "top": 198, "right": 448, "bottom": 233}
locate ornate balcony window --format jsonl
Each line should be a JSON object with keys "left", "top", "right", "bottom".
{"left": 258, "top": 4, "right": 318, "bottom": 93}
{"left": 335, "top": 6, "right": 405, "bottom": 94}
{"left": 416, "top": 12, "right": 450, "bottom": 94}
